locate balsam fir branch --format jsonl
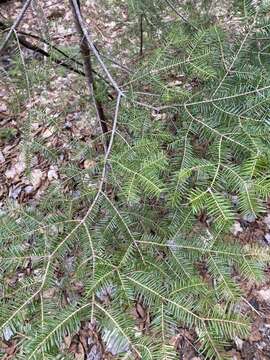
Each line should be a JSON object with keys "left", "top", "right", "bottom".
{"left": 1, "top": 0, "right": 270, "bottom": 359}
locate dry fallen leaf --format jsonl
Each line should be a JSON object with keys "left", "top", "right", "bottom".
{"left": 169, "top": 334, "right": 181, "bottom": 347}
{"left": 257, "top": 288, "right": 270, "bottom": 303}
{"left": 263, "top": 214, "right": 270, "bottom": 229}
{"left": 47, "top": 166, "right": 58, "bottom": 181}
{"left": 14, "top": 160, "right": 25, "bottom": 175}
{"left": 231, "top": 222, "right": 243, "bottom": 236}
{"left": 42, "top": 127, "right": 54, "bottom": 139}
{"left": 5, "top": 167, "right": 17, "bottom": 179}
{"left": 64, "top": 335, "right": 72, "bottom": 348}
{"left": 5, "top": 159, "right": 26, "bottom": 180}
{"left": 0, "top": 151, "right": 5, "bottom": 164}
{"left": 0, "top": 103, "right": 8, "bottom": 113}
{"left": 249, "top": 330, "right": 261, "bottom": 342}
{"left": 70, "top": 342, "right": 85, "bottom": 360}
{"left": 31, "top": 169, "right": 43, "bottom": 189}
{"left": 42, "top": 288, "right": 56, "bottom": 299}
{"left": 83, "top": 159, "right": 96, "bottom": 169}
{"left": 234, "top": 336, "right": 244, "bottom": 351}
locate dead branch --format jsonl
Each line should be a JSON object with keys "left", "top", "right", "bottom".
{"left": 0, "top": 20, "right": 113, "bottom": 91}
{"left": 0, "top": 0, "right": 33, "bottom": 55}
{"left": 164, "top": 0, "right": 198, "bottom": 31}
{"left": 139, "top": 14, "right": 143, "bottom": 56}
{"left": 70, "top": 0, "right": 109, "bottom": 149}
{"left": 70, "top": 0, "right": 123, "bottom": 95}
{"left": 17, "top": 35, "right": 86, "bottom": 76}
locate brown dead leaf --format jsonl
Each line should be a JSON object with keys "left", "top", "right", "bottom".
{"left": 1, "top": 340, "right": 17, "bottom": 359}
{"left": 0, "top": 103, "right": 8, "bottom": 113}
{"left": 69, "top": 340, "right": 85, "bottom": 360}
{"left": 31, "top": 169, "right": 43, "bottom": 189}
{"left": 241, "top": 341, "right": 257, "bottom": 360}
{"left": 83, "top": 159, "right": 96, "bottom": 169}
{"left": 5, "top": 167, "right": 17, "bottom": 180}
{"left": 249, "top": 318, "right": 263, "bottom": 342}
{"left": 249, "top": 330, "right": 261, "bottom": 342}
{"left": 42, "top": 288, "right": 56, "bottom": 299}
{"left": 263, "top": 214, "right": 270, "bottom": 230}
{"left": 64, "top": 335, "right": 72, "bottom": 348}
{"left": 5, "top": 159, "right": 25, "bottom": 180}
{"left": 257, "top": 288, "right": 270, "bottom": 303}
{"left": 47, "top": 8, "right": 65, "bottom": 20}
{"left": 47, "top": 166, "right": 58, "bottom": 181}
{"left": 169, "top": 334, "right": 181, "bottom": 347}
{"left": 0, "top": 151, "right": 5, "bottom": 164}
{"left": 42, "top": 127, "right": 54, "bottom": 139}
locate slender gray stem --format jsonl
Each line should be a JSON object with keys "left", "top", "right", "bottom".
{"left": 0, "top": 0, "right": 33, "bottom": 55}
{"left": 70, "top": 0, "right": 110, "bottom": 153}
{"left": 70, "top": 0, "right": 123, "bottom": 95}
{"left": 139, "top": 13, "right": 143, "bottom": 56}
{"left": 164, "top": 0, "right": 198, "bottom": 31}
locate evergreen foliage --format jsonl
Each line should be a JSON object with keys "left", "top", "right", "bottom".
{"left": 1, "top": 0, "right": 270, "bottom": 358}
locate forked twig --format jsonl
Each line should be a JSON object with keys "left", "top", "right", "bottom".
{"left": 70, "top": 0, "right": 123, "bottom": 95}
{"left": 0, "top": 0, "right": 33, "bottom": 55}
{"left": 0, "top": 21, "right": 113, "bottom": 90}
{"left": 70, "top": 0, "right": 109, "bottom": 149}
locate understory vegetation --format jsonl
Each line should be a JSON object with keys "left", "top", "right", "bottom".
{"left": 1, "top": 0, "right": 270, "bottom": 359}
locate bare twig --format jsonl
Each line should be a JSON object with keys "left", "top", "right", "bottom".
{"left": 0, "top": 0, "right": 33, "bottom": 55}
{"left": 164, "top": 0, "right": 198, "bottom": 31}
{"left": 11, "top": 28, "right": 112, "bottom": 90}
{"left": 93, "top": 44, "right": 132, "bottom": 74}
{"left": 18, "top": 28, "right": 131, "bottom": 76}
{"left": 70, "top": 0, "right": 109, "bottom": 150}
{"left": 0, "top": 17, "right": 115, "bottom": 97}
{"left": 17, "top": 35, "right": 86, "bottom": 76}
{"left": 70, "top": 0, "right": 123, "bottom": 95}
{"left": 139, "top": 14, "right": 143, "bottom": 56}
{"left": 18, "top": 30, "right": 83, "bottom": 66}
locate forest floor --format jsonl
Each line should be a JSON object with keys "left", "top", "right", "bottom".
{"left": 1, "top": 1, "right": 270, "bottom": 359}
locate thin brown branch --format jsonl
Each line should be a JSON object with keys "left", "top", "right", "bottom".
{"left": 0, "top": 20, "right": 113, "bottom": 90}
{"left": 0, "top": 0, "right": 33, "bottom": 55}
{"left": 19, "top": 30, "right": 83, "bottom": 66}
{"left": 18, "top": 31, "right": 113, "bottom": 91}
{"left": 70, "top": 0, "right": 123, "bottom": 95}
{"left": 164, "top": 0, "right": 198, "bottom": 31}
{"left": 139, "top": 14, "right": 143, "bottom": 56}
{"left": 70, "top": 0, "right": 109, "bottom": 150}
{"left": 93, "top": 44, "right": 131, "bottom": 74}
{"left": 19, "top": 29, "right": 132, "bottom": 76}
{"left": 17, "top": 35, "right": 86, "bottom": 76}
